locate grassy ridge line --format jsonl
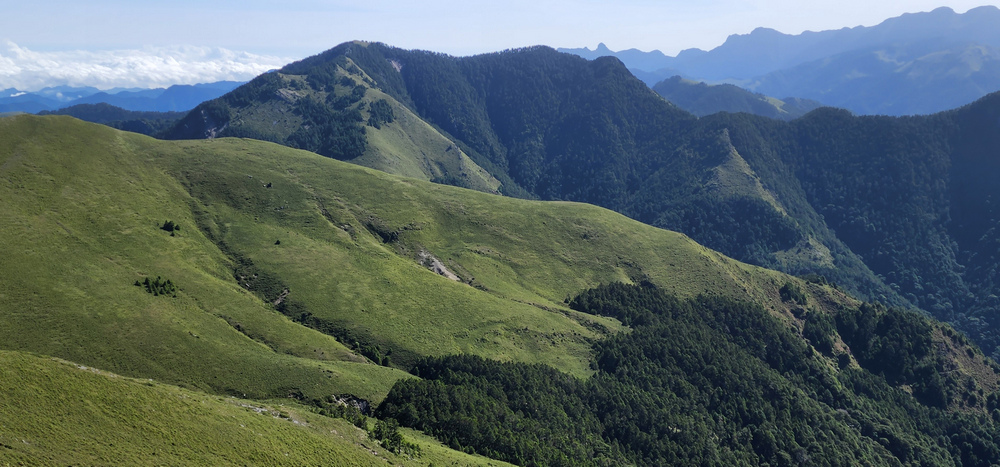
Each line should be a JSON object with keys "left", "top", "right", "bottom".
{"left": 0, "top": 115, "right": 408, "bottom": 402}
{"left": 1, "top": 115, "right": 838, "bottom": 392}
{"left": 264, "top": 139, "right": 797, "bottom": 307}
{"left": 0, "top": 350, "right": 513, "bottom": 466}
{"left": 164, "top": 137, "right": 620, "bottom": 377}
{"left": 194, "top": 59, "right": 501, "bottom": 193}
{"left": 152, "top": 128, "right": 824, "bottom": 376}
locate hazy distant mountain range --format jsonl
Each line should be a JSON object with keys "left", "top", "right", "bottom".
{"left": 0, "top": 81, "right": 244, "bottom": 114}
{"left": 650, "top": 76, "right": 824, "bottom": 120}
{"left": 561, "top": 6, "right": 1000, "bottom": 116}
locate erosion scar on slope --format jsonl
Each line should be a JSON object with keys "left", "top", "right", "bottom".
{"left": 418, "top": 249, "right": 460, "bottom": 281}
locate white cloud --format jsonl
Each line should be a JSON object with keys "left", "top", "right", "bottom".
{"left": 0, "top": 41, "right": 294, "bottom": 91}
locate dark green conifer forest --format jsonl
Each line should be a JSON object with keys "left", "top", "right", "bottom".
{"left": 379, "top": 283, "right": 1000, "bottom": 466}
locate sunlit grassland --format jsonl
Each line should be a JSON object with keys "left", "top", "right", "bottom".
{"left": 0, "top": 350, "right": 512, "bottom": 466}
{"left": 1, "top": 114, "right": 815, "bottom": 388}
{"left": 0, "top": 116, "right": 408, "bottom": 402}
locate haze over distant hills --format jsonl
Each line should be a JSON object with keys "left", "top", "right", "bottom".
{"left": 0, "top": 81, "right": 244, "bottom": 114}
{"left": 561, "top": 6, "right": 1000, "bottom": 116}
{"left": 650, "top": 76, "right": 824, "bottom": 120}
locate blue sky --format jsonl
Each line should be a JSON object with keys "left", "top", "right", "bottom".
{"left": 1, "top": 1, "right": 995, "bottom": 90}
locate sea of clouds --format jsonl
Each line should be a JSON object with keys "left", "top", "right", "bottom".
{"left": 0, "top": 41, "right": 294, "bottom": 91}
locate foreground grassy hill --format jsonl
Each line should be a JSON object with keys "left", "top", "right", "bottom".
{"left": 0, "top": 350, "right": 512, "bottom": 466}
{"left": 0, "top": 115, "right": 408, "bottom": 403}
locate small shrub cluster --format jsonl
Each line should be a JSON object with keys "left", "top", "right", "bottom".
{"left": 161, "top": 220, "right": 180, "bottom": 233}
{"left": 367, "top": 99, "right": 395, "bottom": 129}
{"left": 307, "top": 395, "right": 419, "bottom": 458}
{"left": 800, "top": 273, "right": 830, "bottom": 286}
{"left": 371, "top": 418, "right": 421, "bottom": 457}
{"left": 780, "top": 281, "right": 808, "bottom": 305}
{"left": 802, "top": 311, "right": 836, "bottom": 354}
{"left": 361, "top": 215, "right": 399, "bottom": 244}
{"left": 311, "top": 395, "right": 369, "bottom": 429}
{"left": 135, "top": 276, "right": 176, "bottom": 297}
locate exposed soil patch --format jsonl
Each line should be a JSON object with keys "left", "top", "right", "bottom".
{"left": 273, "top": 288, "right": 291, "bottom": 307}
{"left": 418, "top": 248, "right": 460, "bottom": 281}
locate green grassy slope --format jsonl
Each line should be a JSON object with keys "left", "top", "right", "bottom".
{"left": 0, "top": 115, "right": 408, "bottom": 403}
{"left": 157, "top": 131, "right": 809, "bottom": 377}
{"left": 2, "top": 115, "right": 808, "bottom": 384}
{"left": 0, "top": 350, "right": 512, "bottom": 466}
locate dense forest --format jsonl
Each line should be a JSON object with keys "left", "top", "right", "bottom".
{"left": 40, "top": 103, "right": 183, "bottom": 136}
{"left": 378, "top": 283, "right": 1000, "bottom": 466}
{"left": 167, "top": 42, "right": 1000, "bottom": 362}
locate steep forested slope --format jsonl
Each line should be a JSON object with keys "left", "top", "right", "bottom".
{"left": 699, "top": 98, "right": 1000, "bottom": 359}
{"left": 378, "top": 283, "right": 1000, "bottom": 466}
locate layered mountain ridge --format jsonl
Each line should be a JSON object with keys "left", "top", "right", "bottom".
{"left": 7, "top": 25, "right": 1000, "bottom": 463}
{"left": 650, "top": 75, "right": 824, "bottom": 120}
{"left": 561, "top": 6, "right": 1000, "bottom": 115}
{"left": 168, "top": 41, "right": 1000, "bottom": 363}
{"left": 0, "top": 81, "right": 243, "bottom": 114}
